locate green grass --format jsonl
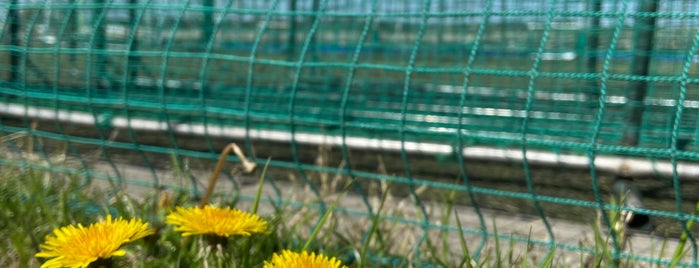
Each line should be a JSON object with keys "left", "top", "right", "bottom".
{"left": 0, "top": 152, "right": 695, "bottom": 267}
{"left": 0, "top": 162, "right": 318, "bottom": 267}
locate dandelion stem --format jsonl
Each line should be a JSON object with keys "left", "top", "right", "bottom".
{"left": 200, "top": 143, "right": 256, "bottom": 207}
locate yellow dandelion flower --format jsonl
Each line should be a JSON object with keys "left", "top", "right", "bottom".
{"left": 264, "top": 250, "right": 347, "bottom": 268}
{"left": 35, "top": 215, "right": 154, "bottom": 268}
{"left": 165, "top": 205, "right": 267, "bottom": 237}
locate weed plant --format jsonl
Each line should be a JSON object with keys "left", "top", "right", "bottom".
{"left": 0, "top": 144, "right": 695, "bottom": 267}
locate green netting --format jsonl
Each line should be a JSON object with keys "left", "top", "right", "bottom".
{"left": 2, "top": 0, "right": 699, "bottom": 266}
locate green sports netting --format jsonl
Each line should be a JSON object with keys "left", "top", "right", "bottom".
{"left": 2, "top": 0, "right": 699, "bottom": 266}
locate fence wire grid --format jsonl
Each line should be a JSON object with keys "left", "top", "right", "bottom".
{"left": 2, "top": 0, "right": 699, "bottom": 266}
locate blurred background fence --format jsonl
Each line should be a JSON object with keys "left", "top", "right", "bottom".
{"left": 2, "top": 0, "right": 699, "bottom": 266}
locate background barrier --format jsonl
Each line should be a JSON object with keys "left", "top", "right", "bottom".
{"left": 2, "top": 0, "right": 699, "bottom": 266}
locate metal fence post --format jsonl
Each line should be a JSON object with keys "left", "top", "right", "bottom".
{"left": 586, "top": 0, "right": 602, "bottom": 106}
{"left": 94, "top": 0, "right": 107, "bottom": 89}
{"left": 621, "top": 0, "right": 657, "bottom": 147}
{"left": 9, "top": 0, "right": 19, "bottom": 85}
{"left": 616, "top": 0, "right": 659, "bottom": 231}
{"left": 127, "top": 0, "right": 140, "bottom": 87}
{"left": 287, "top": 0, "right": 298, "bottom": 60}
{"left": 202, "top": 0, "right": 215, "bottom": 47}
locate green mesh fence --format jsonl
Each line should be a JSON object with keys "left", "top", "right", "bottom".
{"left": 2, "top": 0, "right": 699, "bottom": 266}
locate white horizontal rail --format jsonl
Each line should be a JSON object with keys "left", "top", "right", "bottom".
{"left": 2, "top": 102, "right": 699, "bottom": 179}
